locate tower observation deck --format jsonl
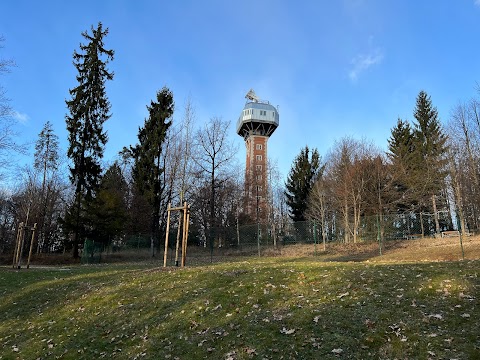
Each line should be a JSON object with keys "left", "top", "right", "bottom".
{"left": 236, "top": 90, "right": 279, "bottom": 138}
{"left": 237, "top": 89, "right": 279, "bottom": 222}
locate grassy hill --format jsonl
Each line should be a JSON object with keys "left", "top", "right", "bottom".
{"left": 1, "top": 255, "right": 479, "bottom": 359}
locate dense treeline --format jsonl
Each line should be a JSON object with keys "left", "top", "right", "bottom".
{"left": 290, "top": 90, "right": 479, "bottom": 243}
{"left": 0, "top": 24, "right": 479, "bottom": 260}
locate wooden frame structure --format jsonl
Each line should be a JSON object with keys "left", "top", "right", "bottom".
{"left": 163, "top": 202, "right": 190, "bottom": 267}
{"left": 12, "top": 222, "right": 37, "bottom": 269}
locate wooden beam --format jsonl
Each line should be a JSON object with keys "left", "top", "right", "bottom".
{"left": 163, "top": 203, "right": 171, "bottom": 267}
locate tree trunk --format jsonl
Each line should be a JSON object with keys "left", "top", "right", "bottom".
{"left": 432, "top": 194, "right": 440, "bottom": 234}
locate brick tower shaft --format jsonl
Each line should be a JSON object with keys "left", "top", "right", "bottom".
{"left": 236, "top": 90, "right": 279, "bottom": 222}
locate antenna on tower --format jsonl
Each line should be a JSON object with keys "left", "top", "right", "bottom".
{"left": 245, "top": 88, "right": 259, "bottom": 103}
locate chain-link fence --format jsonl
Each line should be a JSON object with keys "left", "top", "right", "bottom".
{"left": 76, "top": 212, "right": 479, "bottom": 265}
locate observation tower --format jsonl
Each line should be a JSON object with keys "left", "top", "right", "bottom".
{"left": 236, "top": 89, "right": 279, "bottom": 221}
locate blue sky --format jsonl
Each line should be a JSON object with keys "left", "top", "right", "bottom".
{"left": 2, "top": 0, "right": 480, "bottom": 183}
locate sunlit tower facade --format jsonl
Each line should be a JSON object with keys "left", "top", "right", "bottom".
{"left": 236, "top": 89, "right": 279, "bottom": 222}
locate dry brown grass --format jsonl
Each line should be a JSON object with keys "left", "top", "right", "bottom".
{"left": 3, "top": 234, "right": 479, "bottom": 266}
{"left": 376, "top": 234, "right": 480, "bottom": 262}
{"left": 259, "top": 234, "right": 480, "bottom": 263}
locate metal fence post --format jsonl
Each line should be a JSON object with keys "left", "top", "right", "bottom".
{"left": 377, "top": 215, "right": 382, "bottom": 256}
{"left": 257, "top": 222, "right": 261, "bottom": 257}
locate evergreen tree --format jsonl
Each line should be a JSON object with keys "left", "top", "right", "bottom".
{"left": 87, "top": 162, "right": 128, "bottom": 245}
{"left": 65, "top": 23, "right": 114, "bottom": 258}
{"left": 34, "top": 121, "right": 60, "bottom": 253}
{"left": 412, "top": 91, "right": 448, "bottom": 200}
{"left": 35, "top": 121, "right": 60, "bottom": 191}
{"left": 285, "top": 146, "right": 322, "bottom": 222}
{"left": 412, "top": 90, "right": 449, "bottom": 232}
{"left": 131, "top": 87, "right": 174, "bottom": 255}
{"left": 388, "top": 118, "right": 414, "bottom": 168}
{"left": 387, "top": 118, "right": 416, "bottom": 211}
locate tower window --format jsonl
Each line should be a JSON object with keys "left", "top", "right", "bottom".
{"left": 257, "top": 175, "right": 262, "bottom": 181}
{"left": 256, "top": 155, "right": 262, "bottom": 161}
{"left": 256, "top": 144, "right": 262, "bottom": 150}
{"left": 256, "top": 165, "right": 262, "bottom": 171}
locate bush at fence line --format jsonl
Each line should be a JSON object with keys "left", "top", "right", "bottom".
{"left": 81, "top": 239, "right": 104, "bottom": 264}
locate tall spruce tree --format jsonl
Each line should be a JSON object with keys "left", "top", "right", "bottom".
{"left": 65, "top": 23, "right": 114, "bottom": 258}
{"left": 412, "top": 91, "right": 448, "bottom": 200}
{"left": 285, "top": 146, "right": 322, "bottom": 222}
{"left": 412, "top": 90, "right": 448, "bottom": 232}
{"left": 131, "top": 87, "right": 174, "bottom": 256}
{"left": 387, "top": 118, "right": 416, "bottom": 211}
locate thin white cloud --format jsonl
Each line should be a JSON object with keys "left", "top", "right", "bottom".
{"left": 348, "top": 49, "right": 384, "bottom": 82}
{"left": 12, "top": 110, "right": 29, "bottom": 124}
{"left": 475, "top": 0, "right": 480, "bottom": 6}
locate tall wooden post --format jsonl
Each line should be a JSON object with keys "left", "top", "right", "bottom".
{"left": 163, "top": 203, "right": 171, "bottom": 267}
{"left": 27, "top": 223, "right": 38, "bottom": 269}
{"left": 12, "top": 223, "right": 23, "bottom": 269}
{"left": 16, "top": 223, "right": 27, "bottom": 269}
{"left": 181, "top": 202, "right": 188, "bottom": 267}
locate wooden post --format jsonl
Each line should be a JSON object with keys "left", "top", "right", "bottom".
{"left": 12, "top": 223, "right": 23, "bottom": 269}
{"left": 163, "top": 203, "right": 171, "bottom": 267}
{"left": 27, "top": 223, "right": 37, "bottom": 269}
{"left": 174, "top": 214, "right": 182, "bottom": 266}
{"left": 17, "top": 223, "right": 27, "bottom": 269}
{"left": 185, "top": 206, "right": 190, "bottom": 250}
{"left": 181, "top": 202, "right": 187, "bottom": 267}
{"left": 182, "top": 204, "right": 190, "bottom": 267}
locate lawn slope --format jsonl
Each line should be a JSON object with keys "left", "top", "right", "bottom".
{"left": 1, "top": 259, "right": 479, "bottom": 359}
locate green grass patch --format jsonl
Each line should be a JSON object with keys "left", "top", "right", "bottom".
{"left": 1, "top": 259, "right": 479, "bottom": 359}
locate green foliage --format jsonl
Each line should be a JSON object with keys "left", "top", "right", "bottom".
{"left": 387, "top": 92, "right": 449, "bottom": 213}
{"left": 285, "top": 146, "right": 323, "bottom": 222}
{"left": 412, "top": 90, "right": 449, "bottom": 201}
{"left": 388, "top": 118, "right": 414, "bottom": 170}
{"left": 66, "top": 22, "right": 114, "bottom": 199}
{"left": 387, "top": 118, "right": 416, "bottom": 211}
{"left": 131, "top": 87, "right": 174, "bottom": 236}
{"left": 65, "top": 22, "right": 114, "bottom": 257}
{"left": 86, "top": 162, "right": 129, "bottom": 244}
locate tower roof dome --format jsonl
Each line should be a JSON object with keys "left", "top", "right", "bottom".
{"left": 236, "top": 90, "right": 279, "bottom": 138}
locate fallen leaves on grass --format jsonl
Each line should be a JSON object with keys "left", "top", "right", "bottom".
{"left": 280, "top": 327, "right": 296, "bottom": 335}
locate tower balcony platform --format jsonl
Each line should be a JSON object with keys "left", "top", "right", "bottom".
{"left": 236, "top": 101, "right": 279, "bottom": 138}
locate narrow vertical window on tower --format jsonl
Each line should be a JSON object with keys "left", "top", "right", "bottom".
{"left": 256, "top": 144, "right": 262, "bottom": 150}
{"left": 256, "top": 155, "right": 262, "bottom": 161}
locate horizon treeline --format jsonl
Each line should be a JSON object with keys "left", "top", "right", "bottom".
{"left": 1, "top": 25, "right": 479, "bottom": 259}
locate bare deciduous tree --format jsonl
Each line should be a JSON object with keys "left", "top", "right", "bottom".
{"left": 193, "top": 117, "right": 238, "bottom": 250}
{"left": 0, "top": 35, "right": 23, "bottom": 178}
